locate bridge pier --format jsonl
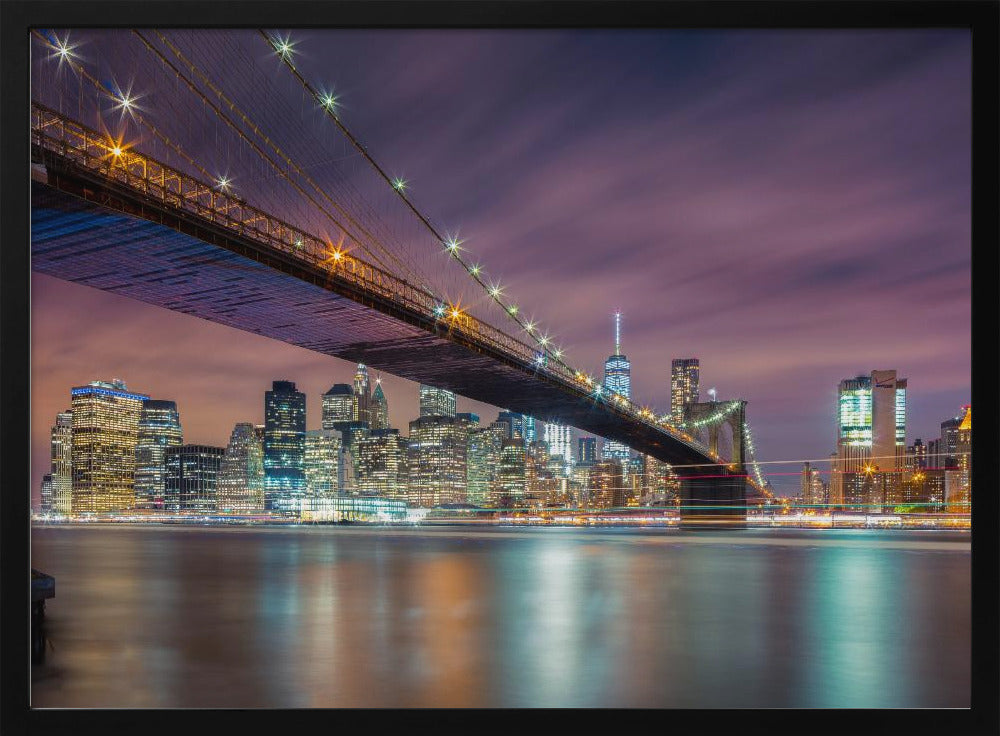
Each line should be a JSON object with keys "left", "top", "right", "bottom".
{"left": 679, "top": 475, "right": 747, "bottom": 529}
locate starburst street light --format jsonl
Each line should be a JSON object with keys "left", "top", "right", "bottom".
{"left": 216, "top": 176, "right": 231, "bottom": 191}
{"left": 320, "top": 92, "right": 338, "bottom": 110}
{"left": 489, "top": 283, "right": 503, "bottom": 299}
{"left": 392, "top": 177, "right": 408, "bottom": 192}
{"left": 469, "top": 264, "right": 481, "bottom": 276}
{"left": 444, "top": 236, "right": 463, "bottom": 255}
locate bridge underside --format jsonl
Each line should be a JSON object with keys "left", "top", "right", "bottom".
{"left": 32, "top": 177, "right": 729, "bottom": 479}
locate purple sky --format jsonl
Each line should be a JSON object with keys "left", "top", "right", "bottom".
{"left": 31, "top": 30, "right": 971, "bottom": 498}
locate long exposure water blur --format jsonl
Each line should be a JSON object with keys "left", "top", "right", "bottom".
{"left": 31, "top": 525, "right": 970, "bottom": 708}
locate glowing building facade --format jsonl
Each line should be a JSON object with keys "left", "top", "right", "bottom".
{"left": 353, "top": 364, "right": 372, "bottom": 424}
{"left": 70, "top": 379, "right": 148, "bottom": 514}
{"left": 135, "top": 399, "right": 183, "bottom": 510}
{"left": 829, "top": 370, "right": 907, "bottom": 509}
{"left": 544, "top": 423, "right": 574, "bottom": 475}
{"left": 468, "top": 425, "right": 503, "bottom": 506}
{"left": 603, "top": 312, "right": 632, "bottom": 463}
{"left": 670, "top": 359, "right": 700, "bottom": 423}
{"left": 370, "top": 379, "right": 390, "bottom": 430}
{"left": 304, "top": 429, "right": 341, "bottom": 498}
{"left": 407, "top": 415, "right": 468, "bottom": 506}
{"left": 49, "top": 410, "right": 73, "bottom": 516}
{"left": 356, "top": 428, "right": 408, "bottom": 499}
{"left": 419, "top": 384, "right": 457, "bottom": 418}
{"left": 495, "top": 438, "right": 527, "bottom": 507}
{"left": 164, "top": 444, "right": 224, "bottom": 512}
{"left": 263, "top": 380, "right": 307, "bottom": 509}
{"left": 217, "top": 422, "right": 265, "bottom": 513}
{"left": 322, "top": 384, "right": 354, "bottom": 430}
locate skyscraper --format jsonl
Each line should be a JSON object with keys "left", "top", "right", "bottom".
{"left": 370, "top": 378, "right": 390, "bottom": 430}
{"left": 353, "top": 364, "right": 372, "bottom": 424}
{"left": 671, "top": 359, "right": 700, "bottom": 423}
{"left": 523, "top": 415, "right": 537, "bottom": 443}
{"left": 39, "top": 475, "right": 53, "bottom": 513}
{"left": 940, "top": 414, "right": 963, "bottom": 468}
{"left": 70, "top": 379, "right": 149, "bottom": 514}
{"left": 468, "top": 425, "right": 503, "bottom": 506}
{"left": 577, "top": 436, "right": 597, "bottom": 466}
{"left": 419, "top": 384, "right": 457, "bottom": 418}
{"left": 356, "top": 428, "right": 408, "bottom": 499}
{"left": 544, "top": 422, "right": 574, "bottom": 475}
{"left": 49, "top": 410, "right": 73, "bottom": 516}
{"left": 495, "top": 437, "right": 527, "bottom": 507}
{"left": 165, "top": 444, "right": 224, "bottom": 512}
{"left": 603, "top": 312, "right": 631, "bottom": 463}
{"left": 829, "top": 370, "right": 907, "bottom": 510}
{"left": 217, "top": 422, "right": 265, "bottom": 513}
{"left": 949, "top": 405, "right": 971, "bottom": 511}
{"left": 134, "top": 399, "right": 183, "bottom": 510}
{"left": 304, "top": 429, "right": 341, "bottom": 498}
{"left": 408, "top": 415, "right": 468, "bottom": 506}
{"left": 495, "top": 410, "right": 525, "bottom": 440}
{"left": 322, "top": 384, "right": 354, "bottom": 430}
{"left": 263, "top": 380, "right": 307, "bottom": 510}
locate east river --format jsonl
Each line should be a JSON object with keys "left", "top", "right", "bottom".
{"left": 30, "top": 524, "right": 970, "bottom": 708}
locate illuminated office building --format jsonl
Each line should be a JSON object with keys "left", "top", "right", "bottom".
{"left": 523, "top": 415, "right": 537, "bottom": 443}
{"left": 263, "top": 380, "right": 307, "bottom": 509}
{"left": 829, "top": 370, "right": 907, "bottom": 510}
{"left": 70, "top": 379, "right": 149, "bottom": 514}
{"left": 39, "top": 475, "right": 53, "bottom": 513}
{"left": 49, "top": 410, "right": 73, "bottom": 516}
{"left": 305, "top": 429, "right": 341, "bottom": 498}
{"left": 603, "top": 312, "right": 632, "bottom": 463}
{"left": 356, "top": 428, "right": 408, "bottom": 499}
{"left": 322, "top": 384, "right": 354, "bottom": 430}
{"left": 544, "top": 423, "right": 574, "bottom": 475}
{"left": 353, "top": 364, "right": 372, "bottom": 424}
{"left": 217, "top": 422, "right": 265, "bottom": 513}
{"left": 134, "top": 399, "right": 183, "bottom": 510}
{"left": 671, "top": 359, "right": 700, "bottom": 423}
{"left": 494, "top": 438, "right": 527, "bottom": 507}
{"left": 589, "top": 460, "right": 624, "bottom": 509}
{"left": 495, "top": 411, "right": 524, "bottom": 440}
{"left": 165, "top": 444, "right": 224, "bottom": 512}
{"left": 947, "top": 405, "right": 971, "bottom": 511}
{"left": 370, "top": 379, "right": 390, "bottom": 430}
{"left": 577, "top": 436, "right": 597, "bottom": 466}
{"left": 940, "top": 414, "right": 962, "bottom": 468}
{"left": 407, "top": 415, "right": 468, "bottom": 506}
{"left": 468, "top": 425, "right": 503, "bottom": 506}
{"left": 419, "top": 384, "right": 457, "bottom": 418}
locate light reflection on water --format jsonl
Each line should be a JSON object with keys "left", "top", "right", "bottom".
{"left": 31, "top": 525, "right": 969, "bottom": 708}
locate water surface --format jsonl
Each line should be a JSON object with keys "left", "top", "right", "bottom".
{"left": 31, "top": 524, "right": 970, "bottom": 708}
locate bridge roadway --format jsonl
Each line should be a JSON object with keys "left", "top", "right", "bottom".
{"left": 29, "top": 107, "right": 747, "bottom": 514}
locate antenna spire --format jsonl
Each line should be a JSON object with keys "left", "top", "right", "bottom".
{"left": 614, "top": 311, "right": 622, "bottom": 355}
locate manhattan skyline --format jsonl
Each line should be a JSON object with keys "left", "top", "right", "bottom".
{"left": 30, "top": 29, "right": 971, "bottom": 501}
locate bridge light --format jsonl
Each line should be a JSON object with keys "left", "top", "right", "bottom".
{"left": 507, "top": 304, "right": 517, "bottom": 315}
{"left": 331, "top": 249, "right": 343, "bottom": 262}
{"left": 111, "top": 146, "right": 123, "bottom": 157}
{"left": 294, "top": 238, "right": 303, "bottom": 248}
{"left": 53, "top": 34, "right": 78, "bottom": 64}
{"left": 444, "top": 236, "right": 463, "bottom": 255}
{"left": 273, "top": 34, "right": 295, "bottom": 58}
{"left": 489, "top": 283, "right": 503, "bottom": 299}
{"left": 433, "top": 305, "right": 445, "bottom": 317}
{"left": 320, "top": 93, "right": 338, "bottom": 110}
{"left": 392, "top": 177, "right": 408, "bottom": 192}
{"left": 450, "top": 307, "right": 462, "bottom": 319}
{"left": 539, "top": 335, "right": 549, "bottom": 346}
{"left": 216, "top": 176, "right": 231, "bottom": 190}
{"left": 524, "top": 321, "right": 535, "bottom": 332}
{"left": 469, "top": 264, "right": 481, "bottom": 276}
{"left": 554, "top": 349, "right": 563, "bottom": 358}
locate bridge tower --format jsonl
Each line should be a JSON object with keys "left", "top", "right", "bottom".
{"left": 680, "top": 400, "right": 748, "bottom": 527}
